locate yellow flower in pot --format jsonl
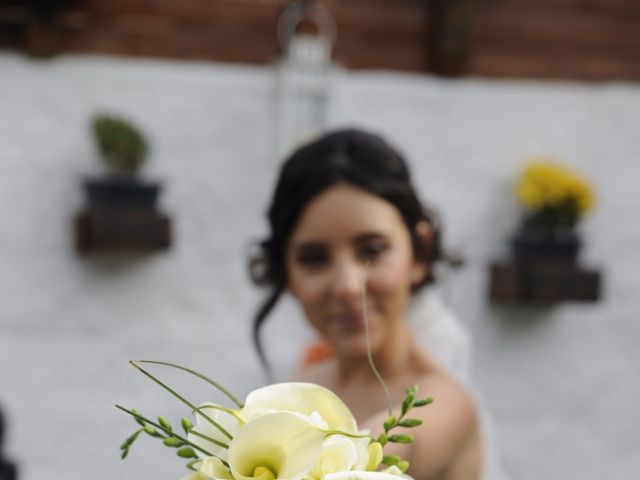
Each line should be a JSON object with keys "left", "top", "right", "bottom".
{"left": 513, "top": 159, "right": 595, "bottom": 261}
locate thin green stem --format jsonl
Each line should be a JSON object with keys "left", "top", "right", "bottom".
{"left": 129, "top": 361, "right": 233, "bottom": 439}
{"left": 361, "top": 264, "right": 393, "bottom": 417}
{"left": 136, "top": 360, "right": 244, "bottom": 408}
{"left": 323, "top": 429, "right": 374, "bottom": 441}
{"left": 115, "top": 405, "right": 218, "bottom": 459}
{"left": 187, "top": 429, "right": 229, "bottom": 450}
{"left": 199, "top": 404, "right": 246, "bottom": 424}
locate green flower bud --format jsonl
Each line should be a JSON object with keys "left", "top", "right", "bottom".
{"left": 398, "top": 460, "right": 410, "bottom": 473}
{"left": 414, "top": 397, "right": 434, "bottom": 407}
{"left": 143, "top": 425, "right": 158, "bottom": 437}
{"left": 186, "top": 459, "right": 199, "bottom": 471}
{"left": 376, "top": 432, "right": 388, "bottom": 445}
{"left": 131, "top": 408, "right": 146, "bottom": 427}
{"left": 123, "top": 430, "right": 142, "bottom": 451}
{"left": 366, "top": 442, "right": 383, "bottom": 471}
{"left": 181, "top": 417, "right": 193, "bottom": 433}
{"left": 401, "top": 393, "right": 415, "bottom": 415}
{"left": 158, "top": 416, "right": 172, "bottom": 431}
{"left": 388, "top": 434, "right": 414, "bottom": 444}
{"left": 383, "top": 415, "right": 396, "bottom": 431}
{"left": 163, "top": 437, "right": 182, "bottom": 447}
{"left": 398, "top": 418, "right": 423, "bottom": 428}
{"left": 382, "top": 455, "right": 401, "bottom": 466}
{"left": 405, "top": 385, "right": 419, "bottom": 396}
{"left": 177, "top": 447, "right": 197, "bottom": 458}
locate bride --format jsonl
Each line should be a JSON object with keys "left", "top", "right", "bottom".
{"left": 250, "top": 129, "right": 481, "bottom": 480}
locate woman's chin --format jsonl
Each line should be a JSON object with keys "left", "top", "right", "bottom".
{"left": 331, "top": 332, "right": 384, "bottom": 359}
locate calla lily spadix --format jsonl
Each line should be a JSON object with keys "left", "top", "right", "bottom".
{"left": 240, "top": 383, "right": 358, "bottom": 434}
{"left": 227, "top": 411, "right": 326, "bottom": 480}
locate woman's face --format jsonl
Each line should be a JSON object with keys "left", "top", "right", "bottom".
{"left": 286, "top": 184, "right": 426, "bottom": 357}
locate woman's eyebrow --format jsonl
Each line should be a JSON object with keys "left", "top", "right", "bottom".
{"left": 354, "top": 232, "right": 387, "bottom": 243}
{"left": 288, "top": 240, "right": 326, "bottom": 251}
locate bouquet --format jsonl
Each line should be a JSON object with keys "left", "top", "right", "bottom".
{"left": 515, "top": 159, "right": 595, "bottom": 232}
{"left": 117, "top": 360, "right": 433, "bottom": 480}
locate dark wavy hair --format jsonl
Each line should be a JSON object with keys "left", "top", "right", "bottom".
{"left": 0, "top": 403, "right": 16, "bottom": 480}
{"left": 249, "top": 128, "right": 455, "bottom": 376}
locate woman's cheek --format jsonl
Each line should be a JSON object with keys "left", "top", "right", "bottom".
{"left": 289, "top": 269, "right": 326, "bottom": 304}
{"left": 369, "top": 257, "right": 413, "bottom": 292}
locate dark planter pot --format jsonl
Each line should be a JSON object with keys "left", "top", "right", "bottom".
{"left": 84, "top": 177, "right": 160, "bottom": 210}
{"left": 511, "top": 228, "right": 581, "bottom": 262}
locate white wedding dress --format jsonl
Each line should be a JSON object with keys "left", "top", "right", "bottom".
{"left": 408, "top": 288, "right": 510, "bottom": 480}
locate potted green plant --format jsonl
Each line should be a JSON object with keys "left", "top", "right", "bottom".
{"left": 511, "top": 159, "right": 595, "bottom": 261}
{"left": 85, "top": 114, "right": 159, "bottom": 209}
{"left": 75, "top": 114, "right": 170, "bottom": 253}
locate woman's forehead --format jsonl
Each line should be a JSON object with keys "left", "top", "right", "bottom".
{"left": 289, "top": 185, "right": 407, "bottom": 242}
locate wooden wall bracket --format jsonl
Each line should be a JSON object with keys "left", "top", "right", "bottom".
{"left": 489, "top": 260, "right": 602, "bottom": 304}
{"left": 74, "top": 208, "right": 171, "bottom": 254}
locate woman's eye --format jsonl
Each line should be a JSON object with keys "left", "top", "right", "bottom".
{"left": 357, "top": 242, "right": 388, "bottom": 261}
{"left": 296, "top": 248, "right": 328, "bottom": 268}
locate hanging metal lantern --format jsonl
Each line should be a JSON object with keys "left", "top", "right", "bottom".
{"left": 273, "top": 0, "right": 337, "bottom": 159}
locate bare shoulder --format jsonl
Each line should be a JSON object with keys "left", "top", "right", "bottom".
{"left": 365, "top": 370, "right": 480, "bottom": 480}
{"left": 422, "top": 371, "right": 477, "bottom": 431}
{"left": 409, "top": 371, "right": 480, "bottom": 479}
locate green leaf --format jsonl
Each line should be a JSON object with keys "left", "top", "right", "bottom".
{"left": 397, "top": 418, "right": 423, "bottom": 428}
{"left": 177, "top": 447, "right": 197, "bottom": 458}
{"left": 388, "top": 434, "right": 414, "bottom": 444}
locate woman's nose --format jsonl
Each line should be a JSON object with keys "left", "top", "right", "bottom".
{"left": 329, "top": 258, "right": 363, "bottom": 300}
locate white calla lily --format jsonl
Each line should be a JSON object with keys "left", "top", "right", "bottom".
{"left": 228, "top": 411, "right": 326, "bottom": 480}
{"left": 188, "top": 403, "right": 241, "bottom": 460}
{"left": 309, "top": 435, "right": 358, "bottom": 480}
{"left": 324, "top": 471, "right": 411, "bottom": 480}
{"left": 181, "top": 457, "right": 234, "bottom": 480}
{"left": 380, "top": 467, "right": 407, "bottom": 477}
{"left": 240, "top": 383, "right": 358, "bottom": 433}
{"left": 350, "top": 436, "right": 375, "bottom": 471}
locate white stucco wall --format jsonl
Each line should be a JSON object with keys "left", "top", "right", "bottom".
{"left": 1, "top": 53, "right": 639, "bottom": 480}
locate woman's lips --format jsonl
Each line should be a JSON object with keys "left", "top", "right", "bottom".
{"left": 329, "top": 311, "right": 365, "bottom": 330}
